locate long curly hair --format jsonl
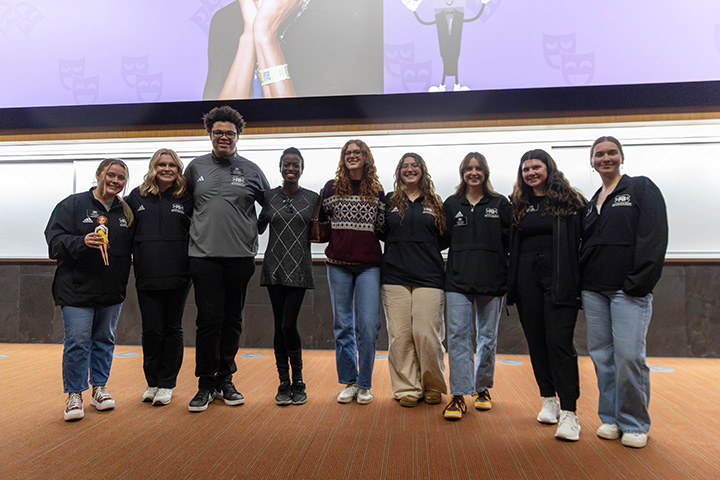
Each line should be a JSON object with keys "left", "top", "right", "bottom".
{"left": 333, "top": 139, "right": 382, "bottom": 200}
{"left": 453, "top": 152, "right": 499, "bottom": 198}
{"left": 95, "top": 158, "right": 134, "bottom": 226}
{"left": 140, "top": 148, "right": 187, "bottom": 198}
{"left": 390, "top": 152, "right": 446, "bottom": 235}
{"left": 510, "top": 149, "right": 584, "bottom": 226}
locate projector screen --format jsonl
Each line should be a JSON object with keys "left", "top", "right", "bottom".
{"left": 2, "top": 0, "right": 720, "bottom": 110}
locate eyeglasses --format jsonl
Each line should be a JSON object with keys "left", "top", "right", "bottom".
{"left": 344, "top": 149, "right": 363, "bottom": 157}
{"left": 212, "top": 130, "right": 237, "bottom": 139}
{"left": 400, "top": 163, "right": 420, "bottom": 170}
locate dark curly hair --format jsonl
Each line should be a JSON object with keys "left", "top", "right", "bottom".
{"left": 334, "top": 139, "right": 382, "bottom": 200}
{"left": 202, "top": 105, "right": 246, "bottom": 134}
{"left": 390, "top": 152, "right": 446, "bottom": 235}
{"left": 510, "top": 149, "right": 584, "bottom": 226}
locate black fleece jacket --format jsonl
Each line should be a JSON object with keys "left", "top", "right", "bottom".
{"left": 126, "top": 186, "right": 193, "bottom": 290}
{"left": 45, "top": 188, "right": 133, "bottom": 307}
{"left": 580, "top": 175, "right": 668, "bottom": 297}
{"left": 443, "top": 193, "right": 511, "bottom": 296}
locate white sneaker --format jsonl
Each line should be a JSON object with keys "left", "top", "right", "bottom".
{"left": 555, "top": 410, "right": 581, "bottom": 441}
{"left": 64, "top": 392, "right": 84, "bottom": 421}
{"left": 142, "top": 386, "right": 158, "bottom": 403}
{"left": 152, "top": 388, "right": 172, "bottom": 406}
{"left": 597, "top": 423, "right": 622, "bottom": 440}
{"left": 337, "top": 383, "right": 359, "bottom": 403}
{"left": 537, "top": 397, "right": 560, "bottom": 424}
{"left": 621, "top": 432, "right": 648, "bottom": 448}
{"left": 357, "top": 388, "right": 373, "bottom": 405}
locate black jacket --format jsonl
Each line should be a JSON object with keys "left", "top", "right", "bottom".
{"left": 380, "top": 192, "right": 447, "bottom": 289}
{"left": 126, "top": 186, "right": 193, "bottom": 290}
{"left": 44, "top": 189, "right": 133, "bottom": 307}
{"left": 580, "top": 175, "right": 668, "bottom": 297}
{"left": 443, "top": 193, "right": 511, "bottom": 296}
{"left": 507, "top": 203, "right": 585, "bottom": 308}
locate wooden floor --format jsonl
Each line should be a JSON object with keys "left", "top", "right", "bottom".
{"left": 0, "top": 344, "right": 718, "bottom": 480}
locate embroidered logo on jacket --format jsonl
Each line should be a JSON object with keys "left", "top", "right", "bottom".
{"left": 231, "top": 176, "right": 246, "bottom": 186}
{"left": 82, "top": 217, "right": 93, "bottom": 224}
{"left": 119, "top": 217, "right": 129, "bottom": 228}
{"left": 612, "top": 194, "right": 632, "bottom": 207}
{"left": 485, "top": 207, "right": 499, "bottom": 218}
{"left": 526, "top": 205, "right": 540, "bottom": 213}
{"left": 137, "top": 205, "right": 145, "bottom": 211}
{"left": 171, "top": 203, "right": 185, "bottom": 214}
{"left": 454, "top": 211, "right": 467, "bottom": 226}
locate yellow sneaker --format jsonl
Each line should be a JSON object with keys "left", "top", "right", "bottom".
{"left": 474, "top": 390, "right": 492, "bottom": 410}
{"left": 443, "top": 395, "right": 466, "bottom": 420}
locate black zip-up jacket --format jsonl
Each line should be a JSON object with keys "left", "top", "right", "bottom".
{"left": 580, "top": 175, "right": 668, "bottom": 297}
{"left": 380, "top": 192, "right": 447, "bottom": 289}
{"left": 126, "top": 186, "right": 194, "bottom": 290}
{"left": 44, "top": 188, "right": 133, "bottom": 307}
{"left": 443, "top": 193, "right": 511, "bottom": 296}
{"left": 507, "top": 202, "right": 585, "bottom": 308}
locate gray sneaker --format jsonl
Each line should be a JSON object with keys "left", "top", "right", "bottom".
{"left": 537, "top": 397, "right": 560, "bottom": 424}
{"left": 357, "top": 388, "right": 373, "bottom": 405}
{"left": 337, "top": 383, "right": 358, "bottom": 403}
{"left": 153, "top": 388, "right": 173, "bottom": 406}
{"left": 555, "top": 410, "right": 581, "bottom": 441}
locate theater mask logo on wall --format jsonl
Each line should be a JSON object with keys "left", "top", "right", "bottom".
{"left": 0, "top": 1, "right": 44, "bottom": 36}
{"left": 121, "top": 55, "right": 148, "bottom": 88}
{"left": 73, "top": 75, "right": 100, "bottom": 104}
{"left": 385, "top": 42, "right": 415, "bottom": 78}
{"left": 59, "top": 58, "right": 85, "bottom": 91}
{"left": 136, "top": 72, "right": 163, "bottom": 102}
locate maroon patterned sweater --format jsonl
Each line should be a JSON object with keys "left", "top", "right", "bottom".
{"left": 318, "top": 179, "right": 385, "bottom": 265}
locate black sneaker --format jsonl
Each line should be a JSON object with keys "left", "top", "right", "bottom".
{"left": 215, "top": 382, "right": 245, "bottom": 406}
{"left": 188, "top": 389, "right": 215, "bottom": 412}
{"left": 291, "top": 382, "right": 307, "bottom": 405}
{"left": 275, "top": 381, "right": 293, "bottom": 406}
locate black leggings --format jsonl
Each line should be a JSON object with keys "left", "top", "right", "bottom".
{"left": 516, "top": 251, "right": 580, "bottom": 411}
{"left": 137, "top": 286, "right": 190, "bottom": 388}
{"left": 266, "top": 285, "right": 306, "bottom": 355}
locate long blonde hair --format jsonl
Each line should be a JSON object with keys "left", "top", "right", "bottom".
{"left": 390, "top": 153, "right": 446, "bottom": 235}
{"left": 333, "top": 139, "right": 382, "bottom": 200}
{"left": 95, "top": 158, "right": 134, "bottom": 226}
{"left": 139, "top": 148, "right": 187, "bottom": 197}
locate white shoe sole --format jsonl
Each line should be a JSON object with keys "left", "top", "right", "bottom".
{"left": 91, "top": 398, "right": 115, "bottom": 411}
{"left": 64, "top": 410, "right": 84, "bottom": 421}
{"left": 537, "top": 415, "right": 559, "bottom": 424}
{"left": 555, "top": 426, "right": 581, "bottom": 441}
{"left": 152, "top": 397, "right": 171, "bottom": 406}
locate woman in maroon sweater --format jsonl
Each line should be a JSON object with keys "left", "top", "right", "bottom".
{"left": 318, "top": 139, "right": 385, "bottom": 405}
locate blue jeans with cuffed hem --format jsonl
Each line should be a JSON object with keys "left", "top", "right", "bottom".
{"left": 61, "top": 303, "right": 123, "bottom": 393}
{"left": 327, "top": 264, "right": 381, "bottom": 390}
{"left": 583, "top": 289, "right": 653, "bottom": 434}
{"left": 446, "top": 292, "right": 503, "bottom": 396}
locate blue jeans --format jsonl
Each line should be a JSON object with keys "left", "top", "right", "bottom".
{"left": 61, "top": 303, "right": 123, "bottom": 393}
{"left": 582, "top": 290, "right": 653, "bottom": 434}
{"left": 446, "top": 292, "right": 503, "bottom": 395}
{"left": 327, "top": 264, "right": 381, "bottom": 390}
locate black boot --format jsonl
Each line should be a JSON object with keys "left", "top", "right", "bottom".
{"left": 288, "top": 349, "right": 306, "bottom": 405}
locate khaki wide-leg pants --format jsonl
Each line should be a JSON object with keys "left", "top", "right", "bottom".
{"left": 381, "top": 284, "right": 448, "bottom": 399}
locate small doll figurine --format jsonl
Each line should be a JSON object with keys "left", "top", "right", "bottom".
{"left": 95, "top": 215, "right": 109, "bottom": 266}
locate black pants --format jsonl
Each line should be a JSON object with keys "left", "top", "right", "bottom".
{"left": 266, "top": 285, "right": 306, "bottom": 355}
{"left": 137, "top": 286, "right": 190, "bottom": 388}
{"left": 516, "top": 252, "right": 580, "bottom": 411}
{"left": 190, "top": 257, "right": 255, "bottom": 390}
